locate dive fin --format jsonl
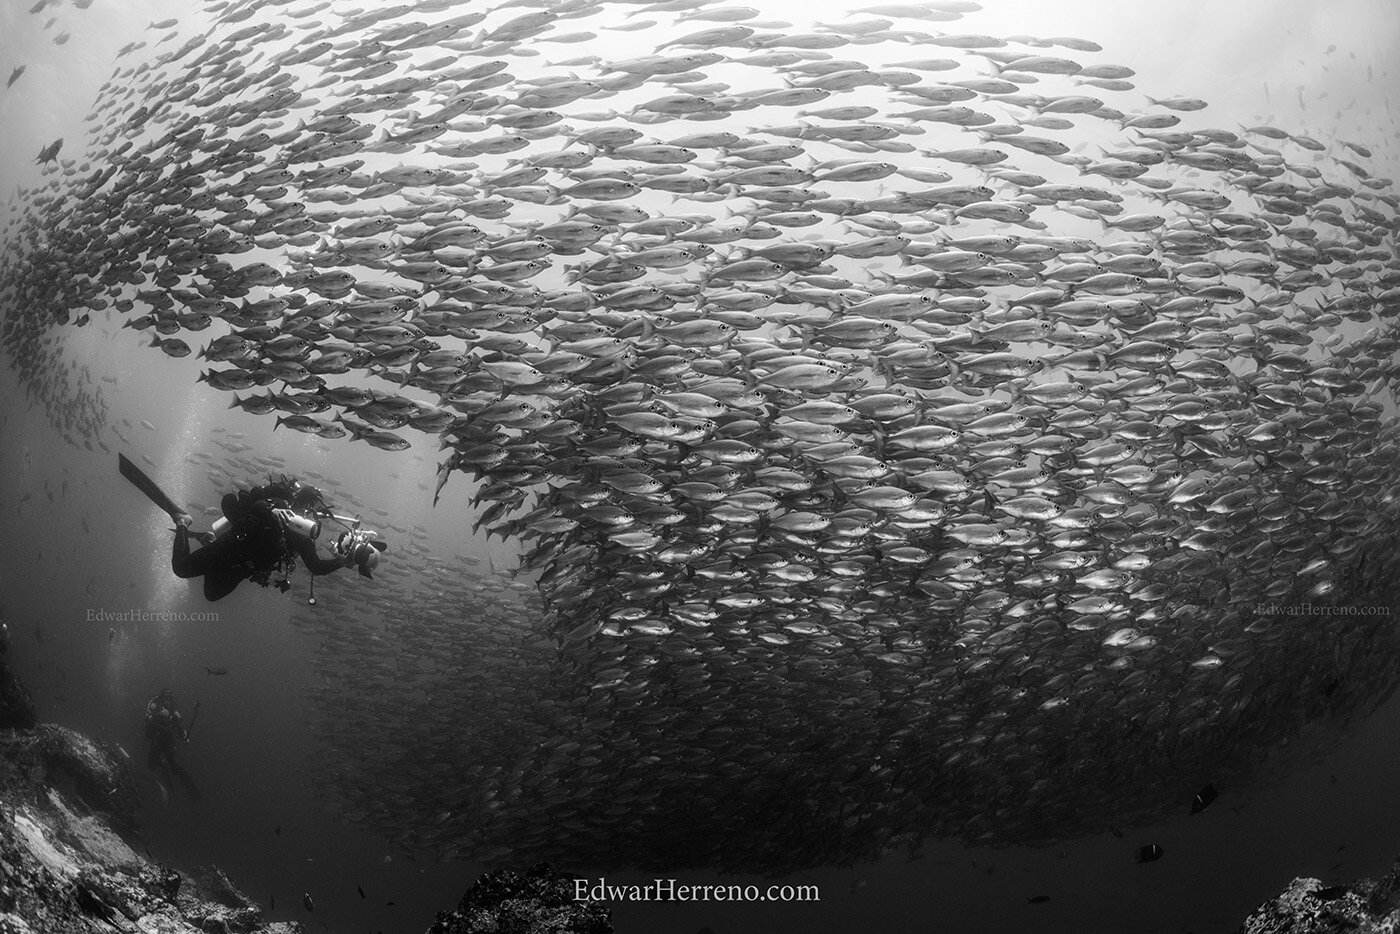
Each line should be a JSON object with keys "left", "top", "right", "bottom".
{"left": 118, "top": 453, "right": 185, "bottom": 522}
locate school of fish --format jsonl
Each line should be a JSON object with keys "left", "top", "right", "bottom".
{"left": 3, "top": 0, "right": 1400, "bottom": 873}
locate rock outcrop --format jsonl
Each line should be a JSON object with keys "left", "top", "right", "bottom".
{"left": 1239, "top": 860, "right": 1400, "bottom": 933}
{"left": 427, "top": 863, "right": 612, "bottom": 934}
{"left": 0, "top": 637, "right": 35, "bottom": 731}
{"left": 0, "top": 640, "right": 300, "bottom": 933}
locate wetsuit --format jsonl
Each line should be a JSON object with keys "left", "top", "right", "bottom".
{"left": 145, "top": 698, "right": 200, "bottom": 802}
{"left": 171, "top": 491, "right": 345, "bottom": 601}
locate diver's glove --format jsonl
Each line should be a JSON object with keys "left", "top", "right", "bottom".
{"left": 333, "top": 533, "right": 355, "bottom": 566}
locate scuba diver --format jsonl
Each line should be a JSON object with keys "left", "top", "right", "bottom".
{"left": 170, "top": 477, "right": 353, "bottom": 602}
{"left": 145, "top": 688, "right": 200, "bottom": 804}
{"left": 119, "top": 454, "right": 386, "bottom": 603}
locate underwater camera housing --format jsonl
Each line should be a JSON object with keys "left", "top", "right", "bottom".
{"left": 307, "top": 513, "right": 388, "bottom": 604}
{"left": 335, "top": 525, "right": 382, "bottom": 573}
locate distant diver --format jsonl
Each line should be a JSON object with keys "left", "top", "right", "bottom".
{"left": 145, "top": 688, "right": 201, "bottom": 805}
{"left": 119, "top": 453, "right": 386, "bottom": 602}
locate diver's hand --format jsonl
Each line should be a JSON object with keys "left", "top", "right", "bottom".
{"left": 172, "top": 512, "right": 193, "bottom": 529}
{"left": 334, "top": 532, "right": 359, "bottom": 565}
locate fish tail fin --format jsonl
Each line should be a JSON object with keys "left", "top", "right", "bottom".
{"left": 799, "top": 325, "right": 815, "bottom": 352}
{"left": 227, "top": 394, "right": 243, "bottom": 410}
{"left": 196, "top": 370, "right": 208, "bottom": 383}
{"left": 149, "top": 335, "right": 161, "bottom": 348}
{"left": 870, "top": 427, "right": 887, "bottom": 461}
{"left": 274, "top": 416, "right": 284, "bottom": 431}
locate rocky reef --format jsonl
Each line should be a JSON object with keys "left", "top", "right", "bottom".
{"left": 1239, "top": 860, "right": 1400, "bottom": 933}
{"left": 0, "top": 636, "right": 613, "bottom": 934}
{"left": 0, "top": 643, "right": 299, "bottom": 934}
{"left": 427, "top": 863, "right": 611, "bottom": 934}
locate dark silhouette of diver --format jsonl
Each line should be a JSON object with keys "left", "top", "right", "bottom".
{"left": 171, "top": 479, "right": 357, "bottom": 602}
{"left": 119, "top": 454, "right": 385, "bottom": 602}
{"left": 146, "top": 688, "right": 200, "bottom": 804}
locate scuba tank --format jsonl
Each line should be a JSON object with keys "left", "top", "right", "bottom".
{"left": 211, "top": 509, "right": 319, "bottom": 540}
{"left": 272, "top": 508, "right": 320, "bottom": 540}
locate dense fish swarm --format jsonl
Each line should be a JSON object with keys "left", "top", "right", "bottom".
{"left": 4, "top": 0, "right": 1400, "bottom": 871}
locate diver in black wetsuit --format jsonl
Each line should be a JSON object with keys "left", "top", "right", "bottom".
{"left": 170, "top": 479, "right": 353, "bottom": 602}
{"left": 145, "top": 688, "right": 200, "bottom": 804}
